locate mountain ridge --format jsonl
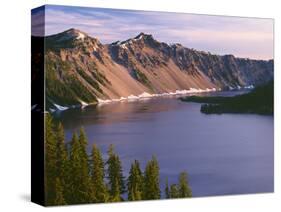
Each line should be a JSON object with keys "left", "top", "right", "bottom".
{"left": 34, "top": 28, "right": 273, "bottom": 110}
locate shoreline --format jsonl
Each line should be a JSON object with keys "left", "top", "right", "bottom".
{"left": 97, "top": 87, "right": 218, "bottom": 104}
{"left": 49, "top": 88, "right": 218, "bottom": 112}
{"left": 49, "top": 85, "right": 254, "bottom": 112}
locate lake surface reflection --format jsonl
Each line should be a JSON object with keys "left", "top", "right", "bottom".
{"left": 53, "top": 91, "right": 274, "bottom": 197}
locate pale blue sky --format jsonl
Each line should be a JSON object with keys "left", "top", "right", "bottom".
{"left": 32, "top": 5, "right": 274, "bottom": 60}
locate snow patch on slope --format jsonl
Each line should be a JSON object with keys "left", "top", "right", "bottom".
{"left": 244, "top": 85, "right": 254, "bottom": 89}
{"left": 53, "top": 104, "right": 69, "bottom": 111}
{"left": 120, "top": 43, "right": 128, "bottom": 49}
{"left": 76, "top": 32, "right": 85, "bottom": 41}
{"left": 97, "top": 88, "right": 217, "bottom": 104}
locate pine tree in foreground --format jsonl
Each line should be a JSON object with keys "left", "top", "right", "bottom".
{"left": 91, "top": 144, "right": 108, "bottom": 203}
{"left": 127, "top": 160, "right": 143, "bottom": 201}
{"left": 55, "top": 122, "right": 69, "bottom": 199}
{"left": 169, "top": 184, "right": 179, "bottom": 198}
{"left": 54, "top": 178, "right": 66, "bottom": 205}
{"left": 69, "top": 132, "right": 91, "bottom": 204}
{"left": 143, "top": 156, "right": 161, "bottom": 200}
{"left": 55, "top": 123, "right": 68, "bottom": 176}
{"left": 78, "top": 128, "right": 88, "bottom": 161}
{"left": 45, "top": 114, "right": 58, "bottom": 205}
{"left": 178, "top": 171, "right": 192, "bottom": 198}
{"left": 68, "top": 133, "right": 81, "bottom": 204}
{"left": 106, "top": 144, "right": 125, "bottom": 202}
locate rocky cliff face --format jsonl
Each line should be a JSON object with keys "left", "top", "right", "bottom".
{"left": 38, "top": 28, "right": 273, "bottom": 110}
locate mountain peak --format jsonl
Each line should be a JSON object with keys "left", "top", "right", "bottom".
{"left": 134, "top": 32, "right": 154, "bottom": 41}
{"left": 46, "top": 28, "right": 102, "bottom": 51}
{"left": 171, "top": 43, "right": 183, "bottom": 48}
{"left": 65, "top": 28, "right": 80, "bottom": 33}
{"left": 62, "top": 28, "right": 88, "bottom": 40}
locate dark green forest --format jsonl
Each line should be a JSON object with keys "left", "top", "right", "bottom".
{"left": 180, "top": 81, "right": 273, "bottom": 115}
{"left": 45, "top": 114, "right": 192, "bottom": 205}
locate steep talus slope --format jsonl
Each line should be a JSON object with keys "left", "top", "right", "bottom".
{"left": 108, "top": 33, "right": 215, "bottom": 93}
{"left": 184, "top": 52, "right": 273, "bottom": 88}
{"left": 40, "top": 28, "right": 273, "bottom": 110}
{"left": 44, "top": 29, "right": 149, "bottom": 109}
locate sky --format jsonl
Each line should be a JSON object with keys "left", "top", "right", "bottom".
{"left": 32, "top": 5, "right": 274, "bottom": 60}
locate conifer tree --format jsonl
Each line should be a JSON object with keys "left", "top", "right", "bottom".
{"left": 110, "top": 178, "right": 121, "bottom": 202}
{"left": 78, "top": 128, "right": 88, "bottom": 153}
{"left": 55, "top": 123, "right": 68, "bottom": 178}
{"left": 178, "top": 172, "right": 192, "bottom": 198}
{"left": 68, "top": 132, "right": 80, "bottom": 203}
{"left": 69, "top": 131, "right": 91, "bottom": 204}
{"left": 169, "top": 184, "right": 179, "bottom": 198}
{"left": 91, "top": 144, "right": 108, "bottom": 203}
{"left": 106, "top": 144, "right": 125, "bottom": 202}
{"left": 54, "top": 178, "right": 66, "bottom": 205}
{"left": 45, "top": 114, "right": 57, "bottom": 205}
{"left": 127, "top": 160, "right": 143, "bottom": 201}
{"left": 143, "top": 156, "right": 161, "bottom": 200}
{"left": 78, "top": 128, "right": 89, "bottom": 174}
{"left": 55, "top": 123, "right": 69, "bottom": 189}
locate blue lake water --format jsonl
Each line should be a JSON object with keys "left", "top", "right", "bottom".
{"left": 54, "top": 91, "right": 274, "bottom": 197}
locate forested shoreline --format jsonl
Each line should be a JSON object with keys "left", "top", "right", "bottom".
{"left": 45, "top": 114, "right": 192, "bottom": 206}
{"left": 180, "top": 81, "right": 273, "bottom": 115}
